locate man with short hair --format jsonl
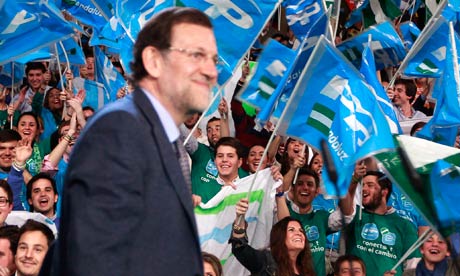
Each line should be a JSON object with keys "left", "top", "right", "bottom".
{"left": 45, "top": 7, "right": 218, "bottom": 276}
{"left": 334, "top": 254, "right": 366, "bottom": 276}
{"left": 214, "top": 137, "right": 247, "bottom": 189}
{"left": 0, "top": 225, "right": 19, "bottom": 276}
{"left": 393, "top": 79, "right": 427, "bottom": 121}
{"left": 26, "top": 174, "right": 59, "bottom": 229}
{"left": 12, "top": 62, "right": 50, "bottom": 113}
{"left": 14, "top": 220, "right": 54, "bottom": 276}
{"left": 344, "top": 171, "right": 420, "bottom": 276}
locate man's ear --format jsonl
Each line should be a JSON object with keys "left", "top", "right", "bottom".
{"left": 238, "top": 158, "right": 243, "bottom": 168}
{"left": 142, "top": 46, "right": 163, "bottom": 78}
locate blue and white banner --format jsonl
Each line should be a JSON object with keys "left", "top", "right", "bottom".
{"left": 282, "top": 0, "right": 326, "bottom": 40}
{"left": 94, "top": 46, "right": 126, "bottom": 102}
{"left": 58, "top": 37, "right": 86, "bottom": 65}
{"left": 417, "top": 25, "right": 460, "bottom": 146}
{"left": 196, "top": 168, "right": 280, "bottom": 276}
{"left": 237, "top": 39, "right": 295, "bottom": 111}
{"left": 90, "top": 0, "right": 115, "bottom": 20}
{"left": 0, "top": 63, "right": 25, "bottom": 85}
{"left": 61, "top": 0, "right": 107, "bottom": 28}
{"left": 338, "top": 21, "right": 406, "bottom": 71}
{"left": 256, "top": 8, "right": 328, "bottom": 127}
{"left": 0, "top": 0, "right": 76, "bottom": 65}
{"left": 278, "top": 36, "right": 394, "bottom": 196}
{"left": 360, "top": 39, "right": 401, "bottom": 134}
{"left": 181, "top": 0, "right": 281, "bottom": 85}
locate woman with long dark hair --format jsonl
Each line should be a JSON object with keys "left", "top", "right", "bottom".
{"left": 230, "top": 198, "right": 315, "bottom": 276}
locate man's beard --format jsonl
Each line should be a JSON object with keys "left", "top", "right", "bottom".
{"left": 363, "top": 192, "right": 383, "bottom": 212}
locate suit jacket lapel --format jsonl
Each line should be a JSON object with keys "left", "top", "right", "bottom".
{"left": 132, "top": 89, "right": 198, "bottom": 231}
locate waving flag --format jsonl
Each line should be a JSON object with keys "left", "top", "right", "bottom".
{"left": 94, "top": 46, "right": 126, "bottom": 101}
{"left": 417, "top": 23, "right": 460, "bottom": 146}
{"left": 90, "top": 0, "right": 115, "bottom": 20}
{"left": 430, "top": 160, "right": 460, "bottom": 235}
{"left": 179, "top": 0, "right": 281, "bottom": 85}
{"left": 196, "top": 168, "right": 280, "bottom": 276}
{"left": 0, "top": 63, "right": 25, "bottom": 85}
{"left": 255, "top": 6, "right": 328, "bottom": 128}
{"left": 401, "top": 16, "right": 449, "bottom": 78}
{"left": 278, "top": 36, "right": 394, "bottom": 196}
{"left": 236, "top": 39, "right": 295, "bottom": 111}
{"left": 375, "top": 135, "right": 460, "bottom": 236}
{"left": 282, "top": 0, "right": 326, "bottom": 41}
{"left": 0, "top": 0, "right": 76, "bottom": 65}
{"left": 360, "top": 38, "right": 401, "bottom": 134}
{"left": 345, "top": 0, "right": 401, "bottom": 28}
{"left": 60, "top": 0, "right": 107, "bottom": 28}
{"left": 338, "top": 21, "right": 406, "bottom": 71}
{"left": 399, "top": 21, "right": 421, "bottom": 50}
{"left": 58, "top": 37, "right": 87, "bottom": 65}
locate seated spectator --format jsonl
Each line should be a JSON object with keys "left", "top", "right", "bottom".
{"left": 26, "top": 173, "right": 59, "bottom": 229}
{"left": 14, "top": 219, "right": 54, "bottom": 276}
{"left": 202, "top": 252, "right": 223, "bottom": 276}
{"left": 0, "top": 225, "right": 19, "bottom": 276}
{"left": 334, "top": 254, "right": 366, "bottom": 276}
{"left": 230, "top": 198, "right": 315, "bottom": 275}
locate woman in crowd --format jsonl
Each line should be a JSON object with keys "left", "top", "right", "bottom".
{"left": 203, "top": 252, "right": 223, "bottom": 276}
{"left": 230, "top": 198, "right": 315, "bottom": 276}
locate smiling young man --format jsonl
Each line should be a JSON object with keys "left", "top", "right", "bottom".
{"left": 392, "top": 79, "right": 427, "bottom": 121}
{"left": 214, "top": 137, "right": 247, "bottom": 190}
{"left": 277, "top": 168, "right": 357, "bottom": 276}
{"left": 26, "top": 173, "right": 59, "bottom": 229}
{"left": 14, "top": 220, "right": 54, "bottom": 276}
{"left": 344, "top": 171, "right": 420, "bottom": 276}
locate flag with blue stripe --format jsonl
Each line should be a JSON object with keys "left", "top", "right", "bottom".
{"left": 256, "top": 7, "right": 328, "bottom": 127}
{"left": 337, "top": 21, "right": 406, "bottom": 71}
{"left": 417, "top": 24, "right": 460, "bottom": 146}
{"left": 360, "top": 38, "right": 401, "bottom": 134}
{"left": 282, "top": 0, "right": 326, "bottom": 40}
{"left": 236, "top": 39, "right": 295, "bottom": 111}
{"left": 179, "top": 0, "right": 280, "bottom": 86}
{"left": 94, "top": 46, "right": 126, "bottom": 102}
{"left": 0, "top": 0, "right": 75, "bottom": 65}
{"left": 278, "top": 36, "right": 394, "bottom": 196}
{"left": 81, "top": 78, "right": 109, "bottom": 110}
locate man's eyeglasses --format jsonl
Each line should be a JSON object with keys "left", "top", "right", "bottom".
{"left": 0, "top": 197, "right": 9, "bottom": 207}
{"left": 168, "top": 47, "right": 220, "bottom": 66}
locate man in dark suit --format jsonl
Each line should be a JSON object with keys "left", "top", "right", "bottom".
{"left": 42, "top": 7, "right": 218, "bottom": 276}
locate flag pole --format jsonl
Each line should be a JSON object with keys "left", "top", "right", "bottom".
{"left": 9, "top": 63, "right": 15, "bottom": 129}
{"left": 390, "top": 228, "right": 433, "bottom": 271}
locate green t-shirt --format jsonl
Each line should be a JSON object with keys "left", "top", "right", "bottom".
{"left": 191, "top": 143, "right": 248, "bottom": 204}
{"left": 288, "top": 201, "right": 332, "bottom": 276}
{"left": 345, "top": 208, "right": 421, "bottom": 276}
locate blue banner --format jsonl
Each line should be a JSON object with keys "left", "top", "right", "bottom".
{"left": 360, "top": 39, "right": 401, "bottom": 134}
{"left": 278, "top": 36, "right": 394, "bottom": 196}
{"left": 337, "top": 21, "right": 406, "bottom": 71}
{"left": 180, "top": 0, "right": 280, "bottom": 85}
{"left": 236, "top": 39, "right": 295, "bottom": 110}
{"left": 399, "top": 21, "right": 421, "bottom": 51}
{"left": 61, "top": 0, "right": 107, "bottom": 28}
{"left": 0, "top": 0, "right": 76, "bottom": 65}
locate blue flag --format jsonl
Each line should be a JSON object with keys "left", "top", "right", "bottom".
{"left": 0, "top": 63, "right": 25, "bottom": 85}
{"left": 94, "top": 46, "right": 126, "bottom": 102}
{"left": 57, "top": 37, "right": 86, "bottom": 65}
{"left": 282, "top": 0, "right": 326, "bottom": 41}
{"left": 179, "top": 0, "right": 279, "bottom": 85}
{"left": 255, "top": 7, "right": 328, "bottom": 127}
{"left": 79, "top": 78, "right": 109, "bottom": 110}
{"left": 236, "top": 39, "right": 296, "bottom": 111}
{"left": 429, "top": 159, "right": 460, "bottom": 235}
{"left": 360, "top": 38, "right": 401, "bottom": 134}
{"left": 399, "top": 21, "right": 421, "bottom": 51}
{"left": 401, "top": 17, "right": 450, "bottom": 78}
{"left": 417, "top": 25, "right": 460, "bottom": 146}
{"left": 0, "top": 0, "right": 75, "bottom": 65}
{"left": 338, "top": 21, "right": 406, "bottom": 71}
{"left": 90, "top": 0, "right": 115, "bottom": 20}
{"left": 60, "top": 0, "right": 107, "bottom": 28}
{"left": 278, "top": 36, "right": 394, "bottom": 196}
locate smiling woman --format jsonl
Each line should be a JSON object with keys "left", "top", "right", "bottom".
{"left": 230, "top": 198, "right": 315, "bottom": 276}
